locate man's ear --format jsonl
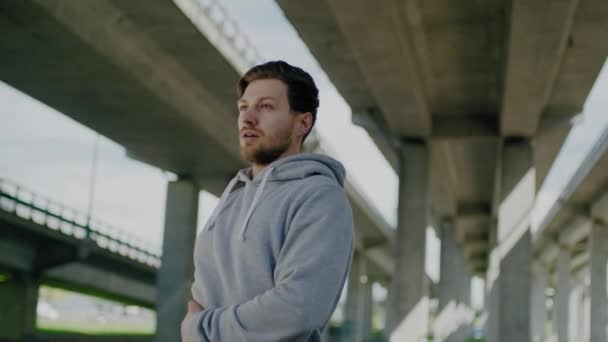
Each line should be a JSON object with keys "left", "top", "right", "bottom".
{"left": 297, "top": 112, "right": 313, "bottom": 137}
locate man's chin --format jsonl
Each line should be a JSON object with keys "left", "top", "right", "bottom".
{"left": 240, "top": 146, "right": 262, "bottom": 164}
{"left": 240, "top": 149, "right": 255, "bottom": 163}
{"left": 241, "top": 145, "right": 288, "bottom": 166}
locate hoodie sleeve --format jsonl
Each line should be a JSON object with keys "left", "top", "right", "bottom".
{"left": 183, "top": 183, "right": 355, "bottom": 341}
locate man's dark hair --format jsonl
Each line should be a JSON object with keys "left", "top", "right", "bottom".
{"left": 237, "top": 60, "right": 319, "bottom": 144}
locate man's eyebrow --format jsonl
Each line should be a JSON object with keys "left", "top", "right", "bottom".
{"left": 237, "top": 96, "right": 277, "bottom": 106}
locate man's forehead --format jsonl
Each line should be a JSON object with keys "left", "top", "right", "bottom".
{"left": 239, "top": 79, "right": 287, "bottom": 102}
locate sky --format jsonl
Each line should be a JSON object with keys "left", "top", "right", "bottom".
{"left": 1, "top": 0, "right": 607, "bottom": 307}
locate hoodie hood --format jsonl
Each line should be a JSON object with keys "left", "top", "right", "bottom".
{"left": 202, "top": 153, "right": 346, "bottom": 240}
{"left": 238, "top": 153, "right": 346, "bottom": 186}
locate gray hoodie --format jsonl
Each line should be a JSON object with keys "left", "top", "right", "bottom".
{"left": 183, "top": 153, "right": 355, "bottom": 341}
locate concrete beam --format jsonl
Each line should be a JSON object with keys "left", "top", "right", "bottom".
{"left": 0, "top": 235, "right": 35, "bottom": 272}
{"left": 539, "top": 243, "right": 560, "bottom": 266}
{"left": 560, "top": 216, "right": 591, "bottom": 249}
{"left": 571, "top": 250, "right": 589, "bottom": 273}
{"left": 456, "top": 202, "right": 492, "bottom": 218}
{"left": 591, "top": 188, "right": 608, "bottom": 224}
{"left": 431, "top": 116, "right": 498, "bottom": 140}
{"left": 366, "top": 248, "right": 394, "bottom": 278}
{"left": 43, "top": 263, "right": 155, "bottom": 308}
{"left": 324, "top": 0, "right": 432, "bottom": 137}
{"left": 500, "top": 0, "right": 579, "bottom": 135}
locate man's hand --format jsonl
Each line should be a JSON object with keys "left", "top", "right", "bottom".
{"left": 181, "top": 300, "right": 204, "bottom": 342}
{"left": 188, "top": 300, "right": 204, "bottom": 313}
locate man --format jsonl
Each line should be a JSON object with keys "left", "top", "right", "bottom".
{"left": 180, "top": 61, "right": 355, "bottom": 341}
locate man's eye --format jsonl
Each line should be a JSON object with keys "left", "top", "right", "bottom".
{"left": 238, "top": 105, "right": 247, "bottom": 111}
{"left": 260, "top": 103, "right": 273, "bottom": 109}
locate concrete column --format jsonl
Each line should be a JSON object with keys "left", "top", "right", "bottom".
{"left": 554, "top": 248, "right": 571, "bottom": 341}
{"left": 530, "top": 262, "right": 547, "bottom": 342}
{"left": 589, "top": 220, "right": 607, "bottom": 342}
{"left": 458, "top": 262, "right": 471, "bottom": 307}
{"left": 484, "top": 282, "right": 498, "bottom": 342}
{"left": 438, "top": 219, "right": 460, "bottom": 311}
{"left": 155, "top": 179, "right": 199, "bottom": 342}
{"left": 498, "top": 230, "right": 532, "bottom": 340}
{"left": 386, "top": 141, "right": 429, "bottom": 335}
{"left": 582, "top": 285, "right": 591, "bottom": 341}
{"left": 361, "top": 277, "right": 373, "bottom": 341}
{"left": 344, "top": 251, "right": 373, "bottom": 342}
{"left": 570, "top": 284, "right": 584, "bottom": 342}
{"left": 0, "top": 274, "right": 39, "bottom": 341}
{"left": 436, "top": 218, "right": 473, "bottom": 342}
{"left": 487, "top": 138, "right": 534, "bottom": 342}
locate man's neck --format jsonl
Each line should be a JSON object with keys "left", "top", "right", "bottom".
{"left": 250, "top": 164, "right": 266, "bottom": 179}
{"left": 251, "top": 149, "right": 301, "bottom": 178}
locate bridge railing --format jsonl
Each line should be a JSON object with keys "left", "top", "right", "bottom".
{"left": 0, "top": 178, "right": 161, "bottom": 268}
{"left": 174, "top": 0, "right": 263, "bottom": 73}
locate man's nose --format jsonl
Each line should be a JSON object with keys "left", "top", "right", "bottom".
{"left": 240, "top": 107, "right": 258, "bottom": 126}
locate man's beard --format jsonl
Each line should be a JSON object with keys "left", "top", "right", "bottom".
{"left": 241, "top": 133, "right": 292, "bottom": 166}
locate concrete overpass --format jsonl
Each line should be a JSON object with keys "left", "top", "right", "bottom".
{"left": 277, "top": 0, "right": 608, "bottom": 340}
{"left": 532, "top": 127, "right": 608, "bottom": 342}
{"left": 0, "top": 1, "right": 403, "bottom": 340}
{"left": 0, "top": 177, "right": 159, "bottom": 341}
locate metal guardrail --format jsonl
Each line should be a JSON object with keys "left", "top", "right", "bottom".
{"left": 174, "top": 0, "right": 263, "bottom": 73}
{"left": 0, "top": 178, "right": 161, "bottom": 268}
{"left": 196, "top": 0, "right": 263, "bottom": 66}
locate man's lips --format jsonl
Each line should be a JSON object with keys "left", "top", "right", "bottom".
{"left": 241, "top": 130, "right": 261, "bottom": 139}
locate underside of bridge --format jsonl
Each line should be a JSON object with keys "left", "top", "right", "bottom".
{"left": 278, "top": 0, "right": 608, "bottom": 339}
{"left": 278, "top": 0, "right": 607, "bottom": 277}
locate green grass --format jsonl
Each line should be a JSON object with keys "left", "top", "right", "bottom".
{"left": 37, "top": 319, "right": 154, "bottom": 335}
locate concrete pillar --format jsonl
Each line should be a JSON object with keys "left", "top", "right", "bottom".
{"left": 438, "top": 219, "right": 460, "bottom": 311}
{"left": 484, "top": 282, "right": 498, "bottom": 342}
{"left": 570, "top": 284, "right": 584, "bottom": 342}
{"left": 498, "top": 230, "right": 532, "bottom": 340}
{"left": 530, "top": 262, "right": 547, "bottom": 342}
{"left": 458, "top": 262, "right": 471, "bottom": 306}
{"left": 582, "top": 285, "right": 591, "bottom": 341}
{"left": 386, "top": 140, "right": 429, "bottom": 335}
{"left": 344, "top": 251, "right": 373, "bottom": 342}
{"left": 0, "top": 274, "right": 39, "bottom": 341}
{"left": 487, "top": 139, "right": 534, "bottom": 342}
{"left": 554, "top": 248, "right": 571, "bottom": 341}
{"left": 589, "top": 220, "right": 607, "bottom": 342}
{"left": 437, "top": 218, "right": 472, "bottom": 342}
{"left": 155, "top": 179, "right": 199, "bottom": 342}
{"left": 361, "top": 277, "right": 373, "bottom": 341}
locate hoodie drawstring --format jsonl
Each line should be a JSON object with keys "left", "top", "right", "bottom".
{"left": 204, "top": 167, "right": 274, "bottom": 241}
{"left": 239, "top": 167, "right": 273, "bottom": 241}
{"left": 204, "top": 176, "right": 239, "bottom": 232}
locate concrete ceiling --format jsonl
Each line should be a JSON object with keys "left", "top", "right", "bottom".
{"left": 278, "top": 0, "right": 608, "bottom": 275}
